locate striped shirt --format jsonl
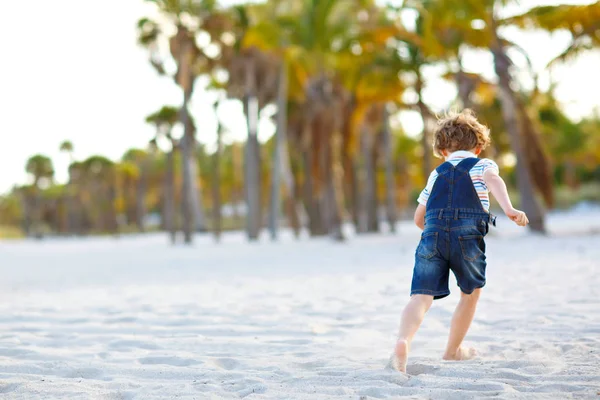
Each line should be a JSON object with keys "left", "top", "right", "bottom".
{"left": 417, "top": 151, "right": 499, "bottom": 211}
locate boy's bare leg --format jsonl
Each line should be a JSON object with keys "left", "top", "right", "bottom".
{"left": 392, "top": 294, "right": 433, "bottom": 372}
{"left": 443, "top": 288, "right": 481, "bottom": 360}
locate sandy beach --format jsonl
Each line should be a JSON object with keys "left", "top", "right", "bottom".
{"left": 1, "top": 210, "right": 600, "bottom": 399}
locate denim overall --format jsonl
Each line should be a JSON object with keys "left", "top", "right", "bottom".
{"left": 411, "top": 158, "right": 497, "bottom": 300}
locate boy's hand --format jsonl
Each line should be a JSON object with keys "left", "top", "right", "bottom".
{"left": 506, "top": 208, "right": 529, "bottom": 226}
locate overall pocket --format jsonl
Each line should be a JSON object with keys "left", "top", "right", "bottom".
{"left": 479, "top": 220, "right": 489, "bottom": 236}
{"left": 417, "top": 231, "right": 438, "bottom": 259}
{"left": 459, "top": 235, "right": 485, "bottom": 261}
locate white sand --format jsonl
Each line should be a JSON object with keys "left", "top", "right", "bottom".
{"left": 1, "top": 210, "right": 600, "bottom": 399}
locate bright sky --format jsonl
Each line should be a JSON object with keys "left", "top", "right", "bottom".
{"left": 0, "top": 0, "right": 599, "bottom": 194}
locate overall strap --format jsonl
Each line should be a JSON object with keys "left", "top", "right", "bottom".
{"left": 435, "top": 161, "right": 454, "bottom": 174}
{"left": 455, "top": 157, "right": 480, "bottom": 172}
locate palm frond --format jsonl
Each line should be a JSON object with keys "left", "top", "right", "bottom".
{"left": 548, "top": 40, "right": 594, "bottom": 67}
{"left": 506, "top": 3, "right": 600, "bottom": 35}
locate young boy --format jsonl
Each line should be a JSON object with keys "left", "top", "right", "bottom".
{"left": 391, "top": 109, "right": 529, "bottom": 373}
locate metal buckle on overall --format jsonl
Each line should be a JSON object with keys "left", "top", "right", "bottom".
{"left": 489, "top": 213, "right": 497, "bottom": 227}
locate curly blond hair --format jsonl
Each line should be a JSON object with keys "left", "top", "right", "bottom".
{"left": 432, "top": 109, "right": 491, "bottom": 158}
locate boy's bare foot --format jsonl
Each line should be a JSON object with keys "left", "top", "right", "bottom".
{"left": 391, "top": 339, "right": 409, "bottom": 373}
{"left": 443, "top": 346, "right": 477, "bottom": 361}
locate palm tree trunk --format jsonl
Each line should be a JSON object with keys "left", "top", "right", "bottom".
{"left": 456, "top": 54, "right": 475, "bottom": 109}
{"left": 382, "top": 105, "right": 397, "bottom": 233}
{"left": 303, "top": 150, "right": 326, "bottom": 236}
{"left": 288, "top": 155, "right": 304, "bottom": 237}
{"left": 362, "top": 128, "right": 380, "bottom": 233}
{"left": 125, "top": 179, "right": 136, "bottom": 226}
{"left": 212, "top": 124, "right": 223, "bottom": 242}
{"left": 72, "top": 192, "right": 83, "bottom": 236}
{"left": 564, "top": 161, "right": 577, "bottom": 189}
{"left": 32, "top": 187, "right": 41, "bottom": 238}
{"left": 245, "top": 107, "right": 261, "bottom": 240}
{"left": 343, "top": 153, "right": 361, "bottom": 232}
{"left": 20, "top": 191, "right": 32, "bottom": 237}
{"left": 244, "top": 60, "right": 262, "bottom": 241}
{"left": 415, "top": 68, "right": 433, "bottom": 180}
{"left": 270, "top": 63, "right": 301, "bottom": 239}
{"left": 244, "top": 120, "right": 261, "bottom": 237}
{"left": 175, "top": 31, "right": 207, "bottom": 237}
{"left": 136, "top": 168, "right": 146, "bottom": 233}
{"left": 186, "top": 115, "right": 207, "bottom": 234}
{"left": 164, "top": 147, "right": 176, "bottom": 244}
{"left": 490, "top": 18, "right": 545, "bottom": 233}
{"left": 232, "top": 143, "right": 243, "bottom": 224}
{"left": 269, "top": 62, "right": 286, "bottom": 240}
{"left": 65, "top": 187, "right": 75, "bottom": 235}
{"left": 281, "top": 145, "right": 301, "bottom": 238}
{"left": 180, "top": 104, "right": 195, "bottom": 244}
{"left": 325, "top": 134, "right": 345, "bottom": 241}
{"left": 55, "top": 198, "right": 65, "bottom": 234}
{"left": 107, "top": 182, "right": 118, "bottom": 234}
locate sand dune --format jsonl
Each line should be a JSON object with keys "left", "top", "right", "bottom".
{"left": 1, "top": 210, "right": 599, "bottom": 399}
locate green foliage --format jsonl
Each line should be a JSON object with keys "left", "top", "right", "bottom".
{"left": 59, "top": 140, "right": 74, "bottom": 153}
{"left": 25, "top": 154, "right": 54, "bottom": 187}
{"left": 146, "top": 106, "right": 179, "bottom": 127}
{"left": 538, "top": 98, "right": 587, "bottom": 158}
{"left": 0, "top": 194, "right": 22, "bottom": 227}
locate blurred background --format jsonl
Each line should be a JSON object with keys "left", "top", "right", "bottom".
{"left": 1, "top": 0, "right": 599, "bottom": 243}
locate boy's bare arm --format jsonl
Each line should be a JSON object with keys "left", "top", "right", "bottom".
{"left": 484, "top": 169, "right": 529, "bottom": 226}
{"left": 414, "top": 204, "right": 426, "bottom": 230}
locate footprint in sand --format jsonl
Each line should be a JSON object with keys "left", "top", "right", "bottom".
{"left": 406, "top": 363, "right": 440, "bottom": 376}
{"left": 0, "top": 383, "right": 20, "bottom": 394}
{"left": 105, "top": 391, "right": 135, "bottom": 400}
{"left": 211, "top": 358, "right": 240, "bottom": 370}
{"left": 238, "top": 384, "right": 267, "bottom": 398}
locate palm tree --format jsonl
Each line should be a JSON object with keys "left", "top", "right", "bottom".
{"left": 117, "top": 160, "right": 140, "bottom": 227}
{"left": 67, "top": 161, "right": 87, "bottom": 235}
{"left": 24, "top": 154, "right": 54, "bottom": 237}
{"left": 217, "top": 5, "right": 280, "bottom": 240}
{"left": 241, "top": 0, "right": 408, "bottom": 239}
{"left": 59, "top": 140, "right": 75, "bottom": 233}
{"left": 59, "top": 141, "right": 74, "bottom": 162}
{"left": 394, "top": 1, "right": 439, "bottom": 180}
{"left": 272, "top": 0, "right": 378, "bottom": 240}
{"left": 404, "top": 0, "right": 481, "bottom": 109}
{"left": 137, "top": 0, "right": 218, "bottom": 243}
{"left": 269, "top": 58, "right": 288, "bottom": 240}
{"left": 122, "top": 149, "right": 150, "bottom": 232}
{"left": 268, "top": 48, "right": 301, "bottom": 240}
{"left": 361, "top": 107, "right": 382, "bottom": 233}
{"left": 81, "top": 156, "right": 118, "bottom": 233}
{"left": 416, "top": 0, "right": 551, "bottom": 232}
{"left": 334, "top": 10, "right": 411, "bottom": 234}
{"left": 146, "top": 105, "right": 180, "bottom": 244}
{"left": 242, "top": 50, "right": 265, "bottom": 241}
{"left": 487, "top": 4, "right": 546, "bottom": 232}
{"left": 26, "top": 155, "right": 54, "bottom": 188}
